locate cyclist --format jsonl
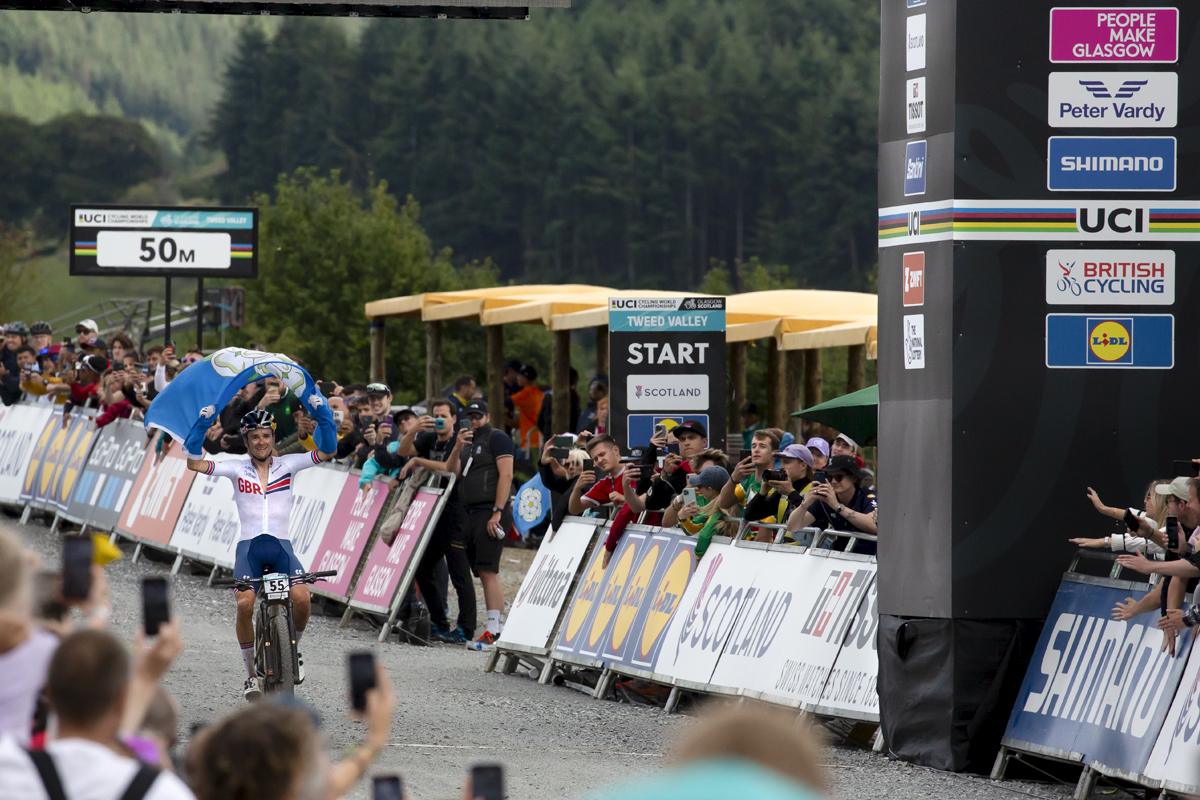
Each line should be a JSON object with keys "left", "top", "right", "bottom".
{"left": 186, "top": 409, "right": 336, "bottom": 700}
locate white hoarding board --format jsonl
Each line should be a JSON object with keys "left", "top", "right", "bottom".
{"left": 0, "top": 404, "right": 54, "bottom": 505}
{"left": 1144, "top": 628, "right": 1200, "bottom": 793}
{"left": 287, "top": 466, "right": 348, "bottom": 570}
{"left": 499, "top": 520, "right": 600, "bottom": 653}
{"left": 815, "top": 576, "right": 880, "bottom": 720}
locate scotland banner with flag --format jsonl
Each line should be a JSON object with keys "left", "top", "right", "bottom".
{"left": 514, "top": 472, "right": 551, "bottom": 535}
{"left": 144, "top": 347, "right": 336, "bottom": 459}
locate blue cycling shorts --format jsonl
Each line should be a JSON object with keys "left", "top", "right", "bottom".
{"left": 233, "top": 534, "right": 304, "bottom": 593}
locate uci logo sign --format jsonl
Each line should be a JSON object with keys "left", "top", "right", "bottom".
{"left": 1077, "top": 206, "right": 1146, "bottom": 235}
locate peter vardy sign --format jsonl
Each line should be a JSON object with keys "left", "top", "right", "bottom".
{"left": 1048, "top": 72, "right": 1177, "bottom": 128}
{"left": 609, "top": 297, "right": 726, "bottom": 451}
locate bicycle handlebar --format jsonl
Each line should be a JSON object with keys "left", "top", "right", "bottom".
{"left": 212, "top": 569, "right": 338, "bottom": 589}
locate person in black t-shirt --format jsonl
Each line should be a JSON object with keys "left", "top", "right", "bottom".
{"left": 392, "top": 397, "right": 474, "bottom": 642}
{"left": 790, "top": 454, "right": 878, "bottom": 554}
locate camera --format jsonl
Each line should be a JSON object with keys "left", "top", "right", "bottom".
{"left": 762, "top": 469, "right": 788, "bottom": 482}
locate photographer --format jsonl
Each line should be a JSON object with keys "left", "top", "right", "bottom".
{"left": 538, "top": 438, "right": 591, "bottom": 534}
{"left": 788, "top": 454, "right": 878, "bottom": 553}
{"left": 352, "top": 383, "right": 399, "bottom": 468}
{"left": 630, "top": 421, "right": 709, "bottom": 514}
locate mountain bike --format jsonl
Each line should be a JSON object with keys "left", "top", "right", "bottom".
{"left": 214, "top": 569, "right": 338, "bottom": 696}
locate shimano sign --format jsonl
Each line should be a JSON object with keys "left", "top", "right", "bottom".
{"left": 1047, "top": 137, "right": 1176, "bottom": 192}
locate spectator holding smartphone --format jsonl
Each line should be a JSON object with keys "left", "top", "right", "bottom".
{"left": 256, "top": 375, "right": 300, "bottom": 442}
{"left": 353, "top": 383, "right": 399, "bottom": 468}
{"left": 717, "top": 428, "right": 782, "bottom": 523}
{"left": 788, "top": 454, "right": 878, "bottom": 553}
{"left": 538, "top": 438, "right": 590, "bottom": 534}
{"left": 662, "top": 466, "right": 733, "bottom": 559}
{"left": 0, "top": 322, "right": 28, "bottom": 406}
{"left": 1071, "top": 479, "right": 1170, "bottom": 556}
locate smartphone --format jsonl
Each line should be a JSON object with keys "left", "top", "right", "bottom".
{"left": 667, "top": 443, "right": 680, "bottom": 456}
{"left": 470, "top": 765, "right": 504, "bottom": 800}
{"left": 1123, "top": 508, "right": 1140, "bottom": 533}
{"left": 1167, "top": 516, "right": 1179, "bottom": 551}
{"left": 62, "top": 336, "right": 72, "bottom": 345}
{"left": 434, "top": 417, "right": 445, "bottom": 430}
{"left": 333, "top": 410, "right": 345, "bottom": 424}
{"left": 142, "top": 576, "right": 170, "bottom": 637}
{"left": 653, "top": 423, "right": 667, "bottom": 439}
{"left": 582, "top": 457, "right": 594, "bottom": 473}
{"left": 61, "top": 535, "right": 93, "bottom": 601}
{"left": 681, "top": 487, "right": 698, "bottom": 506}
{"left": 549, "top": 448, "right": 570, "bottom": 461}
{"left": 813, "top": 470, "right": 826, "bottom": 484}
{"left": 373, "top": 776, "right": 403, "bottom": 800}
{"left": 167, "top": 340, "right": 175, "bottom": 349}
{"left": 1173, "top": 460, "right": 1200, "bottom": 478}
{"left": 554, "top": 435, "right": 574, "bottom": 447}
{"left": 458, "top": 419, "right": 472, "bottom": 433}
{"left": 318, "top": 381, "right": 337, "bottom": 395}
{"left": 384, "top": 414, "right": 394, "bottom": 425}
{"left": 348, "top": 651, "right": 376, "bottom": 712}
{"left": 740, "top": 449, "right": 752, "bottom": 463}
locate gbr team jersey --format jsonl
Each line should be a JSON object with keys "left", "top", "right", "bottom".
{"left": 202, "top": 451, "right": 323, "bottom": 543}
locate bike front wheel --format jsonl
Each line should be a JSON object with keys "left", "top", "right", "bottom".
{"left": 267, "top": 610, "right": 296, "bottom": 696}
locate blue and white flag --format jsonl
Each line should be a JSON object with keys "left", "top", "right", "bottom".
{"left": 514, "top": 472, "right": 551, "bottom": 535}
{"left": 144, "top": 347, "right": 336, "bottom": 459}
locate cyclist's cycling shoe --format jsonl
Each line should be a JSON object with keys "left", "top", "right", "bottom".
{"left": 296, "top": 653, "right": 305, "bottom": 685}
{"left": 243, "top": 677, "right": 262, "bottom": 702}
{"left": 431, "top": 623, "right": 467, "bottom": 644}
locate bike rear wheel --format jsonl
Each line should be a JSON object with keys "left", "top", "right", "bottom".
{"left": 267, "top": 609, "right": 296, "bottom": 696}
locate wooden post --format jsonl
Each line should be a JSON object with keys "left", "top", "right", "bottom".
{"left": 847, "top": 343, "right": 866, "bottom": 394}
{"left": 786, "top": 349, "right": 805, "bottom": 437}
{"left": 369, "top": 318, "right": 386, "bottom": 385}
{"left": 552, "top": 330, "right": 571, "bottom": 434}
{"left": 768, "top": 339, "right": 787, "bottom": 430}
{"left": 765, "top": 340, "right": 777, "bottom": 427}
{"left": 487, "top": 325, "right": 504, "bottom": 415}
{"left": 804, "top": 348, "right": 824, "bottom": 417}
{"left": 730, "top": 341, "right": 746, "bottom": 425}
{"left": 595, "top": 326, "right": 609, "bottom": 378}
{"left": 425, "top": 320, "right": 442, "bottom": 403}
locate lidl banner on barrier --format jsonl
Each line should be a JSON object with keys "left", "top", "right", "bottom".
{"left": 48, "top": 416, "right": 100, "bottom": 517}
{"left": 349, "top": 486, "right": 442, "bottom": 614}
{"left": 554, "top": 532, "right": 611, "bottom": 660}
{"left": 0, "top": 404, "right": 53, "bottom": 505}
{"left": 1004, "top": 578, "right": 1193, "bottom": 776}
{"left": 309, "top": 478, "right": 391, "bottom": 602}
{"left": 500, "top": 519, "right": 600, "bottom": 653}
{"left": 19, "top": 409, "right": 63, "bottom": 505}
{"left": 1144, "top": 631, "right": 1200, "bottom": 793}
{"left": 117, "top": 433, "right": 197, "bottom": 549}
{"left": 287, "top": 466, "right": 347, "bottom": 571}
{"left": 25, "top": 411, "right": 97, "bottom": 513}
{"left": 599, "top": 529, "right": 696, "bottom": 673}
{"left": 816, "top": 576, "right": 880, "bottom": 720}
{"left": 167, "top": 453, "right": 244, "bottom": 566}
{"left": 65, "top": 419, "right": 149, "bottom": 530}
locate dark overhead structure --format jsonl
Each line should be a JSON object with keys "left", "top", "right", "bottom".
{"left": 2, "top": 0, "right": 568, "bottom": 17}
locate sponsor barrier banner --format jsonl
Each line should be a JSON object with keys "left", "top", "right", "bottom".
{"left": 608, "top": 296, "right": 726, "bottom": 450}
{"left": 1045, "top": 249, "right": 1174, "bottom": 305}
{"left": 349, "top": 486, "right": 441, "bottom": 614}
{"left": 0, "top": 404, "right": 53, "bottom": 505}
{"left": 117, "top": 432, "right": 197, "bottom": 549}
{"left": 553, "top": 529, "right": 613, "bottom": 662}
{"left": 167, "top": 453, "right": 244, "bottom": 567}
{"left": 287, "top": 465, "right": 348, "bottom": 571}
{"left": 1003, "top": 578, "right": 1193, "bottom": 776}
{"left": 47, "top": 415, "right": 101, "bottom": 517}
{"left": 708, "top": 549, "right": 875, "bottom": 706}
{"left": 652, "top": 543, "right": 761, "bottom": 687}
{"left": 65, "top": 419, "right": 149, "bottom": 530}
{"left": 23, "top": 411, "right": 97, "bottom": 513}
{"left": 1144, "top": 632, "right": 1200, "bottom": 792}
{"left": 599, "top": 530, "right": 696, "bottom": 673}
{"left": 308, "top": 477, "right": 390, "bottom": 602}
{"left": 500, "top": 519, "right": 600, "bottom": 653}
{"left": 1045, "top": 313, "right": 1173, "bottom": 369}
{"left": 816, "top": 576, "right": 880, "bottom": 721}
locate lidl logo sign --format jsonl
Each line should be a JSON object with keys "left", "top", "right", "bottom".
{"left": 1087, "top": 319, "right": 1131, "bottom": 363}
{"left": 1046, "top": 314, "right": 1173, "bottom": 369}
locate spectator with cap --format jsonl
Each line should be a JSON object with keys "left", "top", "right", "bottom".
{"left": 772, "top": 443, "right": 815, "bottom": 516}
{"left": 455, "top": 399, "right": 516, "bottom": 649}
{"left": 831, "top": 432, "right": 865, "bottom": 469}
{"left": 72, "top": 319, "right": 105, "bottom": 355}
{"left": 22, "top": 348, "right": 67, "bottom": 404}
{"left": 60, "top": 354, "right": 108, "bottom": 427}
{"left": 509, "top": 364, "right": 544, "bottom": 452}
{"left": 576, "top": 376, "right": 607, "bottom": 434}
{"left": 447, "top": 374, "right": 477, "bottom": 418}
{"left": 28, "top": 322, "right": 53, "bottom": 356}
{"left": 662, "top": 466, "right": 735, "bottom": 559}
{"left": 0, "top": 322, "right": 29, "bottom": 405}
{"left": 805, "top": 437, "right": 830, "bottom": 470}
{"left": 633, "top": 420, "right": 709, "bottom": 514}
{"left": 0, "top": 628, "right": 195, "bottom": 800}
{"left": 740, "top": 402, "right": 765, "bottom": 450}
{"left": 352, "top": 382, "right": 399, "bottom": 467}
{"left": 788, "top": 454, "right": 878, "bottom": 553}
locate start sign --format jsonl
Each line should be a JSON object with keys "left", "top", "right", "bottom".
{"left": 70, "top": 205, "right": 258, "bottom": 278}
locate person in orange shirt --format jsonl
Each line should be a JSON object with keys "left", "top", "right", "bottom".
{"left": 510, "top": 364, "right": 544, "bottom": 452}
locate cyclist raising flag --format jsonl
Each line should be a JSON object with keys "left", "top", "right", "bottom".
{"left": 144, "top": 347, "right": 338, "bottom": 701}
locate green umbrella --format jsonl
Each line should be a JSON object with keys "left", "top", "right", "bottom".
{"left": 791, "top": 384, "right": 878, "bottom": 446}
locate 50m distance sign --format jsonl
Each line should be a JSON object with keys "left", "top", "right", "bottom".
{"left": 70, "top": 204, "right": 258, "bottom": 278}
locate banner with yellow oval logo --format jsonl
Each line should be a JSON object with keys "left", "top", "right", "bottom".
{"left": 51, "top": 418, "right": 100, "bottom": 515}
{"left": 1046, "top": 313, "right": 1173, "bottom": 368}
{"left": 20, "top": 410, "right": 61, "bottom": 501}
{"left": 581, "top": 537, "right": 641, "bottom": 655}
{"left": 555, "top": 539, "right": 610, "bottom": 654}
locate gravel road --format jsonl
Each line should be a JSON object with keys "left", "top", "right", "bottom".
{"left": 7, "top": 510, "right": 1075, "bottom": 800}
